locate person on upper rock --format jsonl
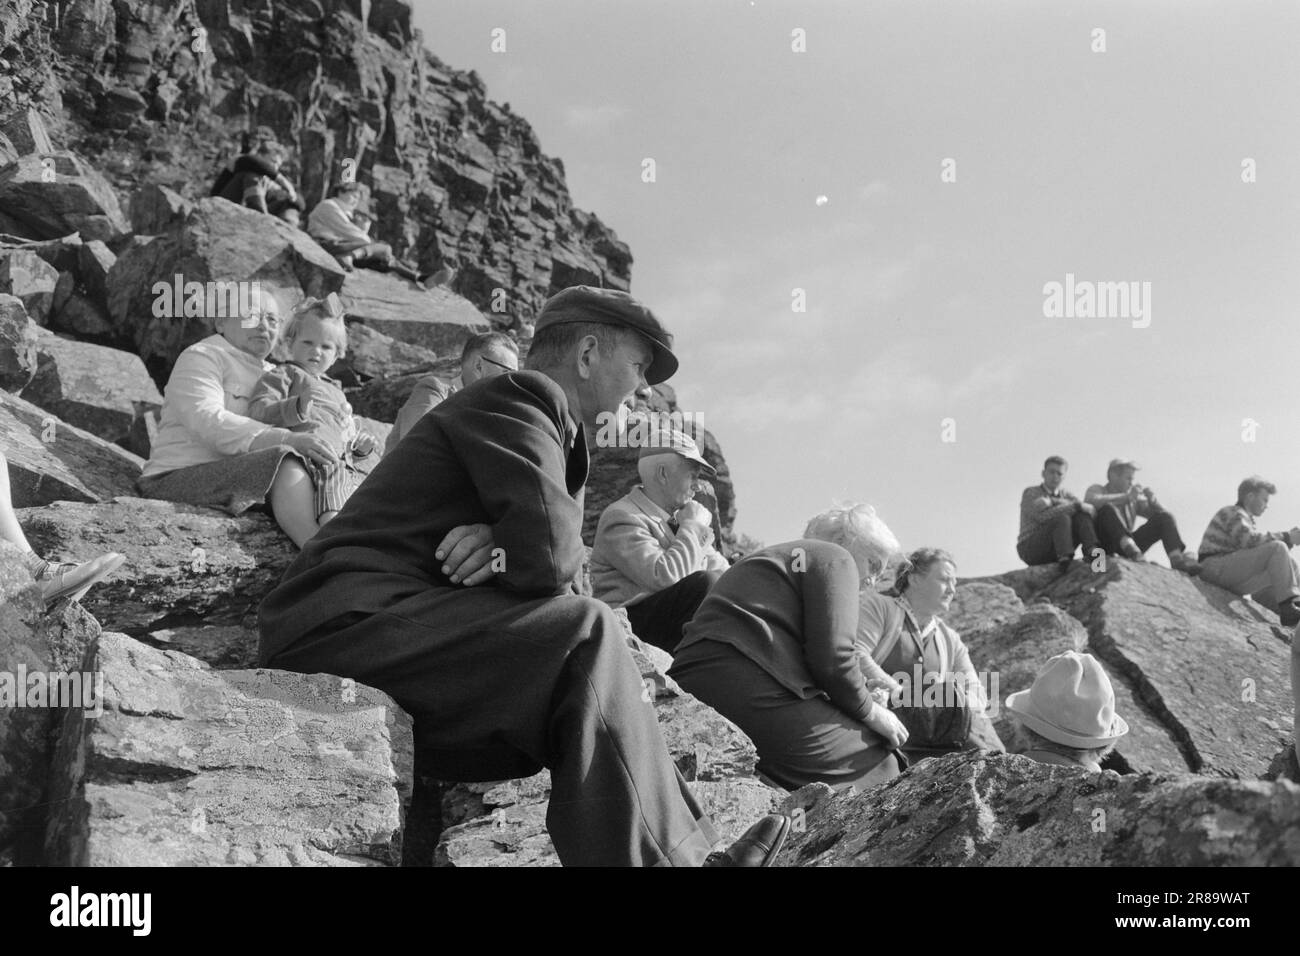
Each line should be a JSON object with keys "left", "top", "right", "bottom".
{"left": 1197, "top": 475, "right": 1300, "bottom": 627}
{"left": 211, "top": 138, "right": 299, "bottom": 216}
{"left": 1006, "top": 651, "right": 1128, "bottom": 771}
{"left": 590, "top": 430, "right": 730, "bottom": 653}
{"left": 668, "top": 503, "right": 911, "bottom": 793}
{"left": 138, "top": 285, "right": 337, "bottom": 549}
{"left": 1016, "top": 455, "right": 1100, "bottom": 572}
{"left": 1084, "top": 458, "right": 1198, "bottom": 573}
{"left": 857, "top": 547, "right": 989, "bottom": 766}
{"left": 306, "top": 184, "right": 429, "bottom": 286}
{"left": 258, "top": 284, "right": 790, "bottom": 867}
{"left": 384, "top": 332, "right": 520, "bottom": 456}
{"left": 247, "top": 293, "right": 379, "bottom": 533}
{"left": 0, "top": 450, "right": 125, "bottom": 606}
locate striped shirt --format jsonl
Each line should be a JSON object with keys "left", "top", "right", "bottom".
{"left": 1198, "top": 504, "right": 1292, "bottom": 560}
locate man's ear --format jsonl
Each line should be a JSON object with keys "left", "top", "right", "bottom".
{"left": 575, "top": 334, "right": 600, "bottom": 380}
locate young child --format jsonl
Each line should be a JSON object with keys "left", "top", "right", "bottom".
{"left": 247, "top": 294, "right": 377, "bottom": 528}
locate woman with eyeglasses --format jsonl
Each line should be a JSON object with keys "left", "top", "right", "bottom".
{"left": 137, "top": 285, "right": 338, "bottom": 547}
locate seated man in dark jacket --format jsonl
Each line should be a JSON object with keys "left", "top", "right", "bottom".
{"left": 259, "top": 285, "right": 787, "bottom": 867}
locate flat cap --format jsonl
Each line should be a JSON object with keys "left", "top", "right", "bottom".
{"left": 534, "top": 285, "right": 678, "bottom": 385}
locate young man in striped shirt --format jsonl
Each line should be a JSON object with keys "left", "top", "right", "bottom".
{"left": 1198, "top": 476, "right": 1300, "bottom": 627}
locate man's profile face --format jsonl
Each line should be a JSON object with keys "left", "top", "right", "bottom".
{"left": 1042, "top": 462, "right": 1066, "bottom": 491}
{"left": 662, "top": 457, "right": 703, "bottom": 510}
{"left": 1246, "top": 490, "right": 1270, "bottom": 517}
{"left": 589, "top": 335, "right": 652, "bottom": 420}
{"left": 1110, "top": 467, "right": 1136, "bottom": 492}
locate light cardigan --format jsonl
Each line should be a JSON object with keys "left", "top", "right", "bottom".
{"left": 142, "top": 334, "right": 295, "bottom": 477}
{"left": 856, "top": 591, "right": 987, "bottom": 712}
{"left": 590, "top": 485, "right": 729, "bottom": 608}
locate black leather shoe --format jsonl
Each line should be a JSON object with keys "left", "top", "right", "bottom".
{"left": 703, "top": 813, "right": 790, "bottom": 867}
{"left": 1277, "top": 599, "right": 1300, "bottom": 628}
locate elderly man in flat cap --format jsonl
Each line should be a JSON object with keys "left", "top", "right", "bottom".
{"left": 259, "top": 286, "right": 788, "bottom": 867}
{"left": 1084, "top": 458, "right": 1198, "bottom": 573}
{"left": 591, "top": 431, "right": 730, "bottom": 653}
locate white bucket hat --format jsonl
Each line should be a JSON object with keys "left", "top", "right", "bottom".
{"left": 1006, "top": 651, "right": 1129, "bottom": 748}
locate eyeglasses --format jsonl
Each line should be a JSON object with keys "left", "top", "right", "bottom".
{"left": 481, "top": 355, "right": 516, "bottom": 372}
{"left": 240, "top": 311, "right": 281, "bottom": 329}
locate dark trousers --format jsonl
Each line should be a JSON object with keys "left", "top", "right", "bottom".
{"left": 625, "top": 569, "right": 723, "bottom": 654}
{"left": 1094, "top": 505, "right": 1186, "bottom": 556}
{"left": 1017, "top": 510, "right": 1099, "bottom": 565}
{"left": 670, "top": 639, "right": 901, "bottom": 793}
{"left": 265, "top": 587, "right": 718, "bottom": 866}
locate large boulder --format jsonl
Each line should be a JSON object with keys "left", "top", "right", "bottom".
{"left": 774, "top": 750, "right": 1300, "bottom": 866}
{"left": 342, "top": 271, "right": 490, "bottom": 354}
{"left": 329, "top": 319, "right": 441, "bottom": 388}
{"left": 0, "top": 390, "right": 143, "bottom": 505}
{"left": 44, "top": 632, "right": 414, "bottom": 866}
{"left": 46, "top": 239, "right": 116, "bottom": 338}
{"left": 0, "top": 293, "right": 39, "bottom": 391}
{"left": 0, "top": 152, "right": 129, "bottom": 243}
{"left": 105, "top": 197, "right": 346, "bottom": 384}
{"left": 0, "top": 248, "right": 59, "bottom": 323}
{"left": 21, "top": 329, "right": 162, "bottom": 452}
{"left": 1052, "top": 561, "right": 1294, "bottom": 777}
{"left": 128, "top": 182, "right": 192, "bottom": 235}
{"left": 0, "top": 541, "right": 101, "bottom": 865}
{"left": 16, "top": 497, "right": 294, "bottom": 637}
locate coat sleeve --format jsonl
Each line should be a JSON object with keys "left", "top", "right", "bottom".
{"left": 800, "top": 544, "right": 875, "bottom": 724}
{"left": 436, "top": 377, "right": 586, "bottom": 596}
{"left": 247, "top": 366, "right": 309, "bottom": 426}
{"left": 164, "top": 348, "right": 292, "bottom": 456}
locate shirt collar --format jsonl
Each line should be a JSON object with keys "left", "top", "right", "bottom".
{"left": 629, "top": 485, "right": 672, "bottom": 522}
{"left": 209, "top": 333, "right": 273, "bottom": 372}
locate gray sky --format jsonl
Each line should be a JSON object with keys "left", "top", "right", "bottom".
{"left": 414, "top": 0, "right": 1300, "bottom": 574}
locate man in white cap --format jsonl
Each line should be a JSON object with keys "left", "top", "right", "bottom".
{"left": 590, "top": 429, "right": 730, "bottom": 653}
{"left": 1085, "top": 458, "right": 1198, "bottom": 573}
{"left": 1006, "top": 651, "right": 1129, "bottom": 771}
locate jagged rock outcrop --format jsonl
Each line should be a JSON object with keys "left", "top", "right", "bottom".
{"left": 774, "top": 750, "right": 1300, "bottom": 866}
{"left": 0, "top": 388, "right": 143, "bottom": 505}
{"left": 0, "top": 539, "right": 103, "bottom": 865}
{"left": 1, "top": 0, "right": 632, "bottom": 326}
{"left": 17, "top": 497, "right": 294, "bottom": 636}
{"left": 104, "top": 197, "right": 346, "bottom": 384}
{"left": 0, "top": 248, "right": 59, "bottom": 322}
{"left": 338, "top": 270, "right": 489, "bottom": 355}
{"left": 329, "top": 319, "right": 439, "bottom": 388}
{"left": 971, "top": 561, "right": 1295, "bottom": 777}
{"left": 44, "top": 631, "right": 413, "bottom": 866}
{"left": 0, "top": 151, "right": 128, "bottom": 243}
{"left": 22, "top": 327, "right": 162, "bottom": 454}
{"left": 0, "top": 291, "right": 40, "bottom": 389}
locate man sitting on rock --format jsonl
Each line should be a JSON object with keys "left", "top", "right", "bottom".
{"left": 1006, "top": 651, "right": 1129, "bottom": 771}
{"left": 589, "top": 431, "right": 730, "bottom": 653}
{"left": 1016, "top": 455, "right": 1099, "bottom": 572}
{"left": 1084, "top": 458, "right": 1198, "bottom": 573}
{"left": 1197, "top": 476, "right": 1300, "bottom": 627}
{"left": 211, "top": 138, "right": 299, "bottom": 216}
{"left": 306, "top": 184, "right": 429, "bottom": 286}
{"left": 258, "top": 285, "right": 788, "bottom": 867}
{"left": 383, "top": 331, "right": 520, "bottom": 456}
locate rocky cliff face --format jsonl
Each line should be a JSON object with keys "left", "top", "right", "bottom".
{"left": 1, "top": 0, "right": 632, "bottom": 321}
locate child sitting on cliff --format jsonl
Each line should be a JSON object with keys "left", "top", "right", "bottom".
{"left": 247, "top": 294, "right": 377, "bottom": 528}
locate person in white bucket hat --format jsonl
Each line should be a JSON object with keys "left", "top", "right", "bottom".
{"left": 1006, "top": 651, "right": 1129, "bottom": 771}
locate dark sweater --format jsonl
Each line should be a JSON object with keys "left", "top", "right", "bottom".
{"left": 670, "top": 539, "right": 874, "bottom": 724}
{"left": 258, "top": 370, "right": 588, "bottom": 661}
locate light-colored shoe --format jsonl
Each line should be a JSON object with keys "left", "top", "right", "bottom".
{"left": 1169, "top": 551, "right": 1201, "bottom": 575}
{"left": 34, "top": 552, "right": 126, "bottom": 606}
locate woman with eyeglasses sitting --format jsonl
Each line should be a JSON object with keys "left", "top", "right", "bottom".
{"left": 137, "top": 285, "right": 339, "bottom": 547}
